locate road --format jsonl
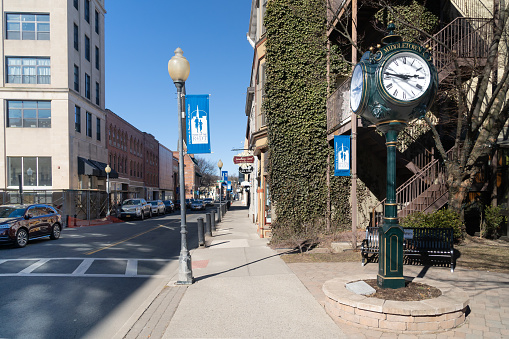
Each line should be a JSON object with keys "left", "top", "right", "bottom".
{"left": 0, "top": 207, "right": 212, "bottom": 339}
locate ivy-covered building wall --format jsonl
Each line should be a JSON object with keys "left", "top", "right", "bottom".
{"left": 264, "top": 0, "right": 330, "bottom": 238}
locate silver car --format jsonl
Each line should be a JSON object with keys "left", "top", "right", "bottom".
{"left": 148, "top": 200, "right": 165, "bottom": 216}
{"left": 120, "top": 199, "right": 151, "bottom": 220}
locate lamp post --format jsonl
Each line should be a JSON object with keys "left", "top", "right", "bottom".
{"left": 168, "top": 47, "right": 193, "bottom": 285}
{"left": 105, "top": 164, "right": 111, "bottom": 217}
{"left": 26, "top": 167, "right": 33, "bottom": 186}
{"left": 218, "top": 159, "right": 223, "bottom": 208}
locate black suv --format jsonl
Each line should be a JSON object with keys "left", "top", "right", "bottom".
{"left": 0, "top": 204, "right": 62, "bottom": 248}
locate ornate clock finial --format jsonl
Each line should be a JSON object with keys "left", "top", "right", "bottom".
{"left": 381, "top": 21, "right": 402, "bottom": 45}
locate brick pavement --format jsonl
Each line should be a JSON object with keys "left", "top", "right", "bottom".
{"left": 287, "top": 261, "right": 509, "bottom": 338}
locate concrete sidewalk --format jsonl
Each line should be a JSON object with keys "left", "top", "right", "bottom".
{"left": 161, "top": 203, "right": 344, "bottom": 338}
{"left": 124, "top": 202, "right": 509, "bottom": 339}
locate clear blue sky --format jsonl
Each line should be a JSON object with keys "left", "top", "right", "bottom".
{"left": 105, "top": 1, "right": 253, "bottom": 177}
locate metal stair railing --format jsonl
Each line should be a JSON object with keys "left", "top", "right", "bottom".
{"left": 426, "top": 17, "right": 492, "bottom": 80}
{"left": 372, "top": 148, "right": 455, "bottom": 227}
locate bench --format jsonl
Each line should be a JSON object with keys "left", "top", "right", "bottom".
{"left": 361, "top": 226, "right": 456, "bottom": 272}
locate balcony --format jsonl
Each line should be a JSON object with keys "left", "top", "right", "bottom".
{"left": 327, "top": 78, "right": 351, "bottom": 136}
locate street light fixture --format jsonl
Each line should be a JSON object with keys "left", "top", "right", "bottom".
{"left": 105, "top": 164, "right": 111, "bottom": 217}
{"left": 218, "top": 159, "right": 223, "bottom": 207}
{"left": 168, "top": 47, "right": 193, "bottom": 285}
{"left": 27, "top": 167, "right": 33, "bottom": 186}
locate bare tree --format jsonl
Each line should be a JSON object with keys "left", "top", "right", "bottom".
{"left": 194, "top": 157, "right": 219, "bottom": 187}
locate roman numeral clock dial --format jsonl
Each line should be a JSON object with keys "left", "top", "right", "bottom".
{"left": 380, "top": 52, "right": 431, "bottom": 103}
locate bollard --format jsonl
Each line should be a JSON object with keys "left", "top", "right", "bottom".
{"left": 211, "top": 210, "right": 216, "bottom": 231}
{"left": 205, "top": 213, "right": 212, "bottom": 237}
{"left": 217, "top": 206, "right": 221, "bottom": 222}
{"left": 197, "top": 217, "right": 205, "bottom": 247}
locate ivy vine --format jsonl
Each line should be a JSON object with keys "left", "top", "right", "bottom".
{"left": 264, "top": 0, "right": 329, "bottom": 238}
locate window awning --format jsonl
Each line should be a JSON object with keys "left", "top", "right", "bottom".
{"left": 78, "top": 157, "right": 119, "bottom": 178}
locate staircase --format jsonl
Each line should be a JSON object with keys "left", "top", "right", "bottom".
{"left": 426, "top": 17, "right": 492, "bottom": 83}
{"left": 371, "top": 2, "right": 493, "bottom": 225}
{"left": 372, "top": 148, "right": 455, "bottom": 226}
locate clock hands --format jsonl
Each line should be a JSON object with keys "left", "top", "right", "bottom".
{"left": 384, "top": 72, "right": 410, "bottom": 80}
{"left": 384, "top": 72, "right": 422, "bottom": 80}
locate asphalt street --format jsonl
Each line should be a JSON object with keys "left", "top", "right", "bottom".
{"left": 0, "top": 207, "right": 211, "bottom": 339}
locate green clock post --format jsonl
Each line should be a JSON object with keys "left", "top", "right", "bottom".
{"left": 350, "top": 23, "right": 438, "bottom": 288}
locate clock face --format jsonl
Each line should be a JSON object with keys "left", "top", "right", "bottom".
{"left": 381, "top": 52, "right": 431, "bottom": 102}
{"left": 350, "top": 63, "right": 364, "bottom": 112}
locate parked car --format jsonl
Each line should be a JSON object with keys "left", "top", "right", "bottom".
{"left": 190, "top": 200, "right": 205, "bottom": 211}
{"left": 163, "top": 200, "right": 175, "bottom": 213}
{"left": 185, "top": 199, "right": 193, "bottom": 208}
{"left": 203, "top": 198, "right": 214, "bottom": 206}
{"left": 0, "top": 204, "right": 62, "bottom": 248}
{"left": 119, "top": 198, "right": 151, "bottom": 220}
{"left": 174, "top": 200, "right": 181, "bottom": 210}
{"left": 148, "top": 200, "right": 165, "bottom": 215}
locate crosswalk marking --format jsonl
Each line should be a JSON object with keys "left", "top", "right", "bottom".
{"left": 126, "top": 259, "right": 138, "bottom": 276}
{"left": 19, "top": 259, "right": 50, "bottom": 274}
{"left": 0, "top": 258, "right": 175, "bottom": 278}
{"left": 73, "top": 258, "right": 94, "bottom": 275}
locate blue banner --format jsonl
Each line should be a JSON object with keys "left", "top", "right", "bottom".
{"left": 222, "top": 171, "right": 228, "bottom": 183}
{"left": 227, "top": 181, "right": 231, "bottom": 191}
{"left": 185, "top": 95, "right": 211, "bottom": 154}
{"left": 334, "top": 135, "right": 351, "bottom": 176}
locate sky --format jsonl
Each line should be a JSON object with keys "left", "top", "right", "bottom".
{"left": 104, "top": 1, "right": 253, "bottom": 177}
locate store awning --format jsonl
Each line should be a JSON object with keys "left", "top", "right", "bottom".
{"left": 78, "top": 157, "right": 119, "bottom": 178}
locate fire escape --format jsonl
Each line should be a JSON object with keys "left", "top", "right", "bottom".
{"left": 326, "top": 0, "right": 493, "bottom": 226}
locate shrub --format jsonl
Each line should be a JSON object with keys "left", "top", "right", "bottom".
{"left": 483, "top": 205, "right": 506, "bottom": 239}
{"left": 400, "top": 209, "right": 463, "bottom": 242}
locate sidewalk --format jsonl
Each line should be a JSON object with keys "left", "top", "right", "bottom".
{"left": 125, "top": 202, "right": 509, "bottom": 338}
{"left": 161, "top": 202, "right": 344, "bottom": 338}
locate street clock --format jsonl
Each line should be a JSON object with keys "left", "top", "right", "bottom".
{"left": 348, "top": 22, "right": 438, "bottom": 289}
{"left": 350, "top": 22, "right": 437, "bottom": 132}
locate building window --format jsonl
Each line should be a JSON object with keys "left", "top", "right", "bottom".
{"left": 95, "top": 82, "right": 100, "bottom": 105}
{"left": 6, "top": 13, "right": 50, "bottom": 40}
{"left": 7, "top": 57, "right": 50, "bottom": 84}
{"left": 84, "top": 0, "right": 90, "bottom": 23}
{"left": 95, "top": 46, "right": 100, "bottom": 70}
{"left": 85, "top": 35, "right": 90, "bottom": 61}
{"left": 85, "top": 73, "right": 90, "bottom": 99}
{"left": 74, "top": 24, "right": 79, "bottom": 50}
{"left": 8, "top": 156, "right": 52, "bottom": 187}
{"left": 75, "top": 106, "right": 81, "bottom": 132}
{"left": 74, "top": 65, "right": 79, "bottom": 92}
{"left": 86, "top": 112, "right": 92, "bottom": 137}
{"left": 95, "top": 10, "right": 99, "bottom": 33}
{"left": 74, "top": 0, "right": 79, "bottom": 10}
{"left": 96, "top": 117, "right": 101, "bottom": 141}
{"left": 7, "top": 101, "right": 51, "bottom": 128}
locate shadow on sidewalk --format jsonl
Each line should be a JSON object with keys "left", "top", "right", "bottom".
{"left": 194, "top": 248, "right": 297, "bottom": 282}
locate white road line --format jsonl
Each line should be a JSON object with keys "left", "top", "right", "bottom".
{"left": 18, "top": 259, "right": 50, "bottom": 274}
{"left": 126, "top": 259, "right": 138, "bottom": 276}
{"left": 0, "top": 258, "right": 176, "bottom": 278}
{"left": 0, "top": 273, "right": 169, "bottom": 278}
{"left": 72, "top": 258, "right": 94, "bottom": 275}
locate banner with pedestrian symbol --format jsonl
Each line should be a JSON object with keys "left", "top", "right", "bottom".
{"left": 185, "top": 94, "right": 211, "bottom": 154}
